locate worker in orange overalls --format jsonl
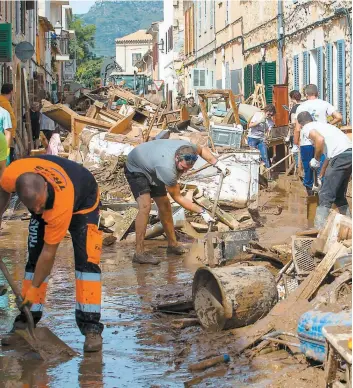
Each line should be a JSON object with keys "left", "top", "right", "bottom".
{"left": 0, "top": 155, "right": 104, "bottom": 352}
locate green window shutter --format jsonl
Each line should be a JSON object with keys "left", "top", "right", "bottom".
{"left": 326, "top": 43, "right": 333, "bottom": 105}
{"left": 253, "top": 62, "right": 262, "bottom": 85}
{"left": 263, "top": 61, "right": 276, "bottom": 104}
{"left": 317, "top": 47, "right": 324, "bottom": 99}
{"left": 337, "top": 40, "right": 346, "bottom": 125}
{"left": 244, "top": 64, "right": 253, "bottom": 99}
{"left": 0, "top": 24, "right": 12, "bottom": 63}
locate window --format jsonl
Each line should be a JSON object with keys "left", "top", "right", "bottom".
{"left": 204, "top": 0, "right": 207, "bottom": 32}
{"left": 192, "top": 69, "right": 207, "bottom": 88}
{"left": 132, "top": 53, "right": 142, "bottom": 66}
{"left": 210, "top": 0, "right": 214, "bottom": 29}
{"left": 168, "top": 26, "right": 173, "bottom": 51}
{"left": 303, "top": 51, "right": 310, "bottom": 86}
{"left": 198, "top": 2, "right": 201, "bottom": 37}
{"left": 293, "top": 55, "right": 299, "bottom": 90}
{"left": 226, "top": 0, "right": 229, "bottom": 25}
{"left": 225, "top": 62, "right": 231, "bottom": 89}
{"left": 337, "top": 40, "right": 346, "bottom": 124}
{"left": 15, "top": 1, "right": 20, "bottom": 34}
{"left": 20, "top": 1, "right": 25, "bottom": 34}
{"left": 326, "top": 43, "right": 333, "bottom": 104}
{"left": 316, "top": 47, "right": 324, "bottom": 99}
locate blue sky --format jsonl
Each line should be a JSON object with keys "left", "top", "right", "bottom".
{"left": 70, "top": 1, "right": 96, "bottom": 15}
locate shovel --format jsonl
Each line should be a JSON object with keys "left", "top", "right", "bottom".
{"left": 307, "top": 170, "right": 319, "bottom": 227}
{"left": 0, "top": 258, "right": 78, "bottom": 362}
{"left": 204, "top": 172, "right": 226, "bottom": 268}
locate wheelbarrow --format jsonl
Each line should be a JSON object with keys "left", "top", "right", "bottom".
{"left": 0, "top": 258, "right": 78, "bottom": 362}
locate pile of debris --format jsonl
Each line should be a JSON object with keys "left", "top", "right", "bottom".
{"left": 151, "top": 209, "right": 351, "bottom": 387}
{"left": 37, "top": 87, "right": 293, "bottom": 250}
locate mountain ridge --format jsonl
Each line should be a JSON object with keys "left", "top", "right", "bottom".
{"left": 78, "top": 0, "right": 163, "bottom": 57}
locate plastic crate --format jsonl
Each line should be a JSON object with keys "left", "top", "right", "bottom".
{"left": 292, "top": 236, "right": 316, "bottom": 275}
{"left": 210, "top": 124, "right": 243, "bottom": 148}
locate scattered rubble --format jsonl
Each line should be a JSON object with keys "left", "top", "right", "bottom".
{"left": 24, "top": 84, "right": 351, "bottom": 387}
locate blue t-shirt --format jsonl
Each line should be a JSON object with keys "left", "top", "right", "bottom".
{"left": 0, "top": 106, "right": 12, "bottom": 135}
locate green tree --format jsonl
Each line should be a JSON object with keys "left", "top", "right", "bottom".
{"left": 75, "top": 58, "right": 104, "bottom": 88}
{"left": 69, "top": 16, "right": 96, "bottom": 65}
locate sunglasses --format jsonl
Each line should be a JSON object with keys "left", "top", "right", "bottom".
{"left": 180, "top": 154, "right": 198, "bottom": 164}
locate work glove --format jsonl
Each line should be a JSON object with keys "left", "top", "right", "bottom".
{"left": 236, "top": 124, "right": 243, "bottom": 131}
{"left": 200, "top": 209, "right": 215, "bottom": 224}
{"left": 309, "top": 158, "right": 321, "bottom": 170}
{"left": 214, "top": 160, "right": 230, "bottom": 175}
{"left": 312, "top": 176, "right": 322, "bottom": 193}
{"left": 21, "top": 285, "right": 41, "bottom": 309}
{"left": 291, "top": 145, "right": 299, "bottom": 154}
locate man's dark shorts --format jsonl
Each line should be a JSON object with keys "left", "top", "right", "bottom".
{"left": 124, "top": 166, "right": 167, "bottom": 200}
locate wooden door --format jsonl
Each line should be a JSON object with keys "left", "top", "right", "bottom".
{"left": 272, "top": 84, "right": 289, "bottom": 127}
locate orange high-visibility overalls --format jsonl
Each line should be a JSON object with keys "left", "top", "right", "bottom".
{"left": 0, "top": 155, "right": 103, "bottom": 335}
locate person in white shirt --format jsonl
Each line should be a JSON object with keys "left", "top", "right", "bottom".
{"left": 292, "top": 84, "right": 342, "bottom": 194}
{"left": 297, "top": 111, "right": 352, "bottom": 229}
{"left": 247, "top": 104, "right": 276, "bottom": 168}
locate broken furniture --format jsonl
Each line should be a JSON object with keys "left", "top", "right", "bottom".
{"left": 197, "top": 89, "right": 241, "bottom": 151}
{"left": 245, "top": 83, "right": 266, "bottom": 109}
{"left": 323, "top": 325, "right": 352, "bottom": 388}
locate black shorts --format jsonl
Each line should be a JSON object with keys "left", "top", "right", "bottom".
{"left": 124, "top": 166, "right": 167, "bottom": 200}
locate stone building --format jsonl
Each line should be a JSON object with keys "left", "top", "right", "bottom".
{"left": 182, "top": 0, "right": 351, "bottom": 124}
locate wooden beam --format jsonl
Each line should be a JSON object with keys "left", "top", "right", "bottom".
{"left": 109, "top": 111, "right": 135, "bottom": 135}
{"left": 143, "top": 105, "right": 160, "bottom": 142}
{"left": 229, "top": 90, "right": 240, "bottom": 125}
{"left": 21, "top": 68, "right": 34, "bottom": 153}
{"left": 198, "top": 96, "right": 209, "bottom": 130}
{"left": 71, "top": 116, "right": 111, "bottom": 148}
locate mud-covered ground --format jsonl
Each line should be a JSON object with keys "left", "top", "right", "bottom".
{"left": 0, "top": 188, "right": 325, "bottom": 387}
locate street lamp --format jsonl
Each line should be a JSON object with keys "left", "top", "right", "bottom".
{"left": 54, "top": 21, "right": 63, "bottom": 37}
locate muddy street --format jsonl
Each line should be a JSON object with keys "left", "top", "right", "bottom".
{"left": 0, "top": 190, "right": 324, "bottom": 388}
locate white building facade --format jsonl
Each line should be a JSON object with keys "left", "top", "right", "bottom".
{"left": 115, "top": 30, "right": 152, "bottom": 74}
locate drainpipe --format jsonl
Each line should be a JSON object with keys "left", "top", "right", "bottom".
{"left": 28, "top": 9, "right": 33, "bottom": 79}
{"left": 277, "top": 0, "right": 284, "bottom": 84}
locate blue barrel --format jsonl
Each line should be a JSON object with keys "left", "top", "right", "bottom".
{"left": 297, "top": 310, "right": 352, "bottom": 362}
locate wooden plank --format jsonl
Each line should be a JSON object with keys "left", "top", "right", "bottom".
{"left": 230, "top": 242, "right": 347, "bottom": 355}
{"left": 42, "top": 103, "right": 78, "bottom": 132}
{"left": 229, "top": 90, "right": 240, "bottom": 125}
{"left": 86, "top": 104, "right": 98, "bottom": 118}
{"left": 71, "top": 116, "right": 111, "bottom": 148}
{"left": 142, "top": 105, "right": 160, "bottom": 142}
{"left": 198, "top": 97, "right": 209, "bottom": 130}
{"left": 181, "top": 105, "right": 189, "bottom": 121}
{"left": 21, "top": 68, "right": 33, "bottom": 153}
{"left": 109, "top": 110, "right": 135, "bottom": 135}
{"left": 296, "top": 242, "right": 347, "bottom": 300}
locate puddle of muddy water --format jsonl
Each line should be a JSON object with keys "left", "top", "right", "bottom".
{"left": 0, "top": 192, "right": 311, "bottom": 388}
